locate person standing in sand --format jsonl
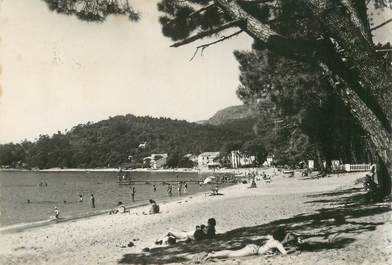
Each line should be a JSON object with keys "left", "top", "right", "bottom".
{"left": 79, "top": 194, "right": 83, "bottom": 202}
{"left": 178, "top": 182, "right": 182, "bottom": 196}
{"left": 54, "top": 207, "right": 60, "bottom": 219}
{"left": 167, "top": 185, "right": 173, "bottom": 197}
{"left": 90, "top": 194, "right": 95, "bottom": 208}
{"left": 131, "top": 187, "right": 136, "bottom": 202}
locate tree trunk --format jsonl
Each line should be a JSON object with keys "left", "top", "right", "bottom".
{"left": 316, "top": 145, "right": 325, "bottom": 172}
{"left": 308, "top": 0, "right": 392, "bottom": 194}
{"left": 350, "top": 138, "right": 358, "bottom": 164}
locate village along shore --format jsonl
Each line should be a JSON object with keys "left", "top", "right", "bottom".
{"left": 0, "top": 169, "right": 390, "bottom": 265}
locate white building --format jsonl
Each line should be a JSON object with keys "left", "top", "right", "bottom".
{"left": 198, "top": 152, "right": 220, "bottom": 169}
{"left": 263, "top": 155, "right": 275, "bottom": 167}
{"left": 143, "top": 153, "right": 168, "bottom": 169}
{"left": 184, "top": 154, "right": 198, "bottom": 164}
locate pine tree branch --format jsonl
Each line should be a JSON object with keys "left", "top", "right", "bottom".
{"left": 190, "top": 29, "right": 244, "bottom": 60}
{"left": 170, "top": 19, "right": 243, "bottom": 47}
{"left": 188, "top": 3, "right": 216, "bottom": 18}
{"left": 370, "top": 18, "right": 392, "bottom": 31}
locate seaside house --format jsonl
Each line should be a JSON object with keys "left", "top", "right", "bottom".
{"left": 143, "top": 153, "right": 168, "bottom": 169}
{"left": 184, "top": 154, "right": 198, "bottom": 164}
{"left": 263, "top": 155, "right": 275, "bottom": 167}
{"left": 197, "top": 152, "right": 220, "bottom": 169}
{"left": 230, "top": 150, "right": 256, "bottom": 168}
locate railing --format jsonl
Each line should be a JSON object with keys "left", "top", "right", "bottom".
{"left": 342, "top": 164, "right": 372, "bottom": 172}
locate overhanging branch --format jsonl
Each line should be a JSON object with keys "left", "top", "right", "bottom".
{"left": 371, "top": 18, "right": 392, "bottom": 31}
{"left": 190, "top": 29, "right": 244, "bottom": 60}
{"left": 170, "top": 19, "right": 243, "bottom": 47}
{"left": 188, "top": 3, "right": 216, "bottom": 18}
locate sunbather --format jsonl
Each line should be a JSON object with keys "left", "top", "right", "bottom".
{"left": 155, "top": 218, "right": 217, "bottom": 245}
{"left": 205, "top": 227, "right": 298, "bottom": 260}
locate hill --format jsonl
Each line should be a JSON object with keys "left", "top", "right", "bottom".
{"left": 0, "top": 114, "right": 254, "bottom": 169}
{"left": 204, "top": 105, "right": 257, "bottom": 126}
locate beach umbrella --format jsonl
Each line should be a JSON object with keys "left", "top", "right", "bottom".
{"left": 203, "top": 176, "right": 215, "bottom": 184}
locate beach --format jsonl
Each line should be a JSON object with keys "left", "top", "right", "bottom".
{"left": 0, "top": 170, "right": 391, "bottom": 265}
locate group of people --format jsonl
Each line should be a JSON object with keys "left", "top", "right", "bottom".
{"left": 38, "top": 181, "right": 48, "bottom": 187}
{"left": 51, "top": 193, "right": 95, "bottom": 219}
{"left": 165, "top": 182, "right": 188, "bottom": 197}
{"left": 155, "top": 218, "right": 216, "bottom": 246}
{"left": 152, "top": 219, "right": 314, "bottom": 262}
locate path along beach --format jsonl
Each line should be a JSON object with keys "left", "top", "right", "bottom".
{"left": 0, "top": 170, "right": 391, "bottom": 265}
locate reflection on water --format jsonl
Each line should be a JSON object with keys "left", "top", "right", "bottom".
{"left": 0, "top": 171, "right": 228, "bottom": 227}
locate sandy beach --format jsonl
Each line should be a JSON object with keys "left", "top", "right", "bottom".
{"left": 0, "top": 170, "right": 391, "bottom": 265}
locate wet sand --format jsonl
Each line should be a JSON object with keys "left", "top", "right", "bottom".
{"left": 0, "top": 170, "right": 390, "bottom": 265}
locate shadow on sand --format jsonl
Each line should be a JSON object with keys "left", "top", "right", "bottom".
{"left": 118, "top": 187, "right": 391, "bottom": 264}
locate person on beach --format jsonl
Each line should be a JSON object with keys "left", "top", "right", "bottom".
{"left": 212, "top": 185, "right": 219, "bottom": 195}
{"left": 153, "top": 184, "right": 157, "bottom": 192}
{"left": 205, "top": 218, "right": 216, "bottom": 239}
{"left": 178, "top": 182, "right": 182, "bottom": 196}
{"left": 79, "top": 194, "right": 83, "bottom": 202}
{"left": 110, "top": 202, "right": 126, "bottom": 214}
{"left": 204, "top": 227, "right": 291, "bottom": 260}
{"left": 155, "top": 218, "right": 216, "bottom": 245}
{"left": 156, "top": 226, "right": 198, "bottom": 245}
{"left": 250, "top": 179, "right": 257, "bottom": 188}
{"left": 90, "top": 194, "right": 95, "bottom": 208}
{"left": 146, "top": 199, "right": 160, "bottom": 215}
{"left": 131, "top": 187, "right": 136, "bottom": 202}
{"left": 54, "top": 207, "right": 60, "bottom": 219}
{"left": 184, "top": 183, "right": 188, "bottom": 193}
{"left": 167, "top": 185, "right": 173, "bottom": 197}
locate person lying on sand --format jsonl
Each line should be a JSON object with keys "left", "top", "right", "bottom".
{"left": 204, "top": 227, "right": 341, "bottom": 261}
{"left": 155, "top": 218, "right": 216, "bottom": 245}
{"left": 205, "top": 230, "right": 288, "bottom": 260}
{"left": 109, "top": 202, "right": 126, "bottom": 215}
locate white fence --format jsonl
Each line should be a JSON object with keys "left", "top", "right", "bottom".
{"left": 341, "top": 164, "right": 372, "bottom": 172}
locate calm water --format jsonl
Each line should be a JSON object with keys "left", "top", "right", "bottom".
{"left": 0, "top": 171, "right": 228, "bottom": 227}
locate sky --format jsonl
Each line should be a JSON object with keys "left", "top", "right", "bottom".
{"left": 0, "top": 1, "right": 391, "bottom": 144}
{"left": 0, "top": 0, "right": 253, "bottom": 143}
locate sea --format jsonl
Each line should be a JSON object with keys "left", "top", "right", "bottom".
{"left": 0, "top": 170, "right": 230, "bottom": 228}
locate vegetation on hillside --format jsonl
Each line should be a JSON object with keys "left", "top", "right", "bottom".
{"left": 0, "top": 114, "right": 255, "bottom": 169}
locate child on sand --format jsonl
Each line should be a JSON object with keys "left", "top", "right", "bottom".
{"left": 148, "top": 199, "right": 160, "bottom": 214}
{"left": 54, "top": 207, "right": 60, "bottom": 219}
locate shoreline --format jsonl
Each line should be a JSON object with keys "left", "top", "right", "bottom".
{"left": 0, "top": 181, "right": 234, "bottom": 234}
{"left": 0, "top": 167, "right": 271, "bottom": 174}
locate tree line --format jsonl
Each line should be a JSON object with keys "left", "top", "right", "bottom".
{"left": 0, "top": 114, "right": 258, "bottom": 169}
